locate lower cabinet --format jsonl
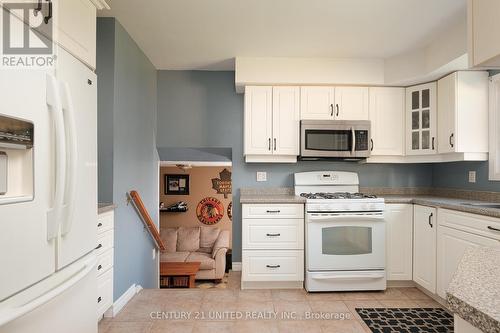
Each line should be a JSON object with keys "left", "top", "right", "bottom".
{"left": 413, "top": 205, "right": 437, "bottom": 293}
{"left": 385, "top": 204, "right": 413, "bottom": 280}
{"left": 241, "top": 204, "right": 304, "bottom": 289}
{"left": 97, "top": 210, "right": 114, "bottom": 319}
{"left": 436, "top": 209, "right": 500, "bottom": 299}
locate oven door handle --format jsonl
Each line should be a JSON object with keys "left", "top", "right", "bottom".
{"left": 312, "top": 273, "right": 385, "bottom": 280}
{"left": 308, "top": 215, "right": 384, "bottom": 223}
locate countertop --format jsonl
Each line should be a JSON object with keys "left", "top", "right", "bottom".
{"left": 98, "top": 203, "right": 116, "bottom": 214}
{"left": 240, "top": 187, "right": 306, "bottom": 204}
{"left": 446, "top": 246, "right": 500, "bottom": 333}
{"left": 383, "top": 195, "right": 500, "bottom": 219}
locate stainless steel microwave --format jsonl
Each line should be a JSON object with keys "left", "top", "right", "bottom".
{"left": 300, "top": 120, "right": 371, "bottom": 160}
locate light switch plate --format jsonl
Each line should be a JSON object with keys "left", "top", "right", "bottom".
{"left": 256, "top": 171, "right": 267, "bottom": 182}
{"left": 468, "top": 171, "right": 476, "bottom": 183}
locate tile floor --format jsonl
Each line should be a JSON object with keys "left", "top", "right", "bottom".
{"left": 98, "top": 272, "right": 445, "bottom": 333}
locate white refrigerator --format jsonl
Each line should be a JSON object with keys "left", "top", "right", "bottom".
{"left": 0, "top": 45, "right": 98, "bottom": 333}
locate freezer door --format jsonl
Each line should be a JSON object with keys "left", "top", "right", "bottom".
{"left": 0, "top": 69, "right": 57, "bottom": 300}
{"left": 55, "top": 48, "right": 97, "bottom": 269}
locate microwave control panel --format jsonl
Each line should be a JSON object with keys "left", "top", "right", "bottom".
{"left": 354, "top": 130, "right": 369, "bottom": 151}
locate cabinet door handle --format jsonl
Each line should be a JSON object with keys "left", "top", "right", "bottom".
{"left": 370, "top": 139, "right": 374, "bottom": 151}
{"left": 266, "top": 265, "right": 280, "bottom": 269}
{"left": 449, "top": 133, "right": 454, "bottom": 148}
{"left": 487, "top": 226, "right": 500, "bottom": 232}
{"left": 95, "top": 243, "right": 102, "bottom": 250}
{"left": 266, "top": 210, "right": 281, "bottom": 213}
{"left": 97, "top": 222, "right": 102, "bottom": 227}
{"left": 44, "top": 0, "right": 52, "bottom": 24}
{"left": 428, "top": 213, "right": 433, "bottom": 228}
{"left": 97, "top": 296, "right": 102, "bottom": 303}
{"left": 266, "top": 233, "right": 281, "bottom": 237}
{"left": 268, "top": 138, "right": 271, "bottom": 151}
{"left": 432, "top": 137, "right": 435, "bottom": 150}
{"left": 273, "top": 138, "right": 276, "bottom": 151}
{"left": 335, "top": 104, "right": 339, "bottom": 117}
{"left": 97, "top": 264, "right": 102, "bottom": 270}
{"left": 330, "top": 104, "right": 334, "bottom": 116}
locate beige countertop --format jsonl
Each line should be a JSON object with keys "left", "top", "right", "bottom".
{"left": 446, "top": 246, "right": 500, "bottom": 333}
{"left": 98, "top": 203, "right": 116, "bottom": 214}
{"left": 240, "top": 187, "right": 306, "bottom": 204}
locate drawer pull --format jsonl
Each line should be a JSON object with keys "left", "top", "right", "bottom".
{"left": 266, "top": 210, "right": 281, "bottom": 213}
{"left": 95, "top": 244, "right": 102, "bottom": 250}
{"left": 266, "top": 233, "right": 281, "bottom": 237}
{"left": 266, "top": 264, "right": 281, "bottom": 269}
{"left": 97, "top": 222, "right": 102, "bottom": 227}
{"left": 97, "top": 296, "right": 102, "bottom": 303}
{"left": 97, "top": 264, "right": 102, "bottom": 270}
{"left": 487, "top": 226, "right": 500, "bottom": 232}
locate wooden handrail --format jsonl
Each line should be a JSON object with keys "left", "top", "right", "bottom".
{"left": 128, "top": 190, "right": 166, "bottom": 252}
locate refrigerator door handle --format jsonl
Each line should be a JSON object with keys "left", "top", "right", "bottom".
{"left": 0, "top": 254, "right": 96, "bottom": 326}
{"left": 60, "top": 82, "right": 78, "bottom": 236}
{"left": 46, "top": 74, "right": 66, "bottom": 241}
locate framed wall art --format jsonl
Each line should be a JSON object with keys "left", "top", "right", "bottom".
{"left": 165, "top": 174, "right": 190, "bottom": 195}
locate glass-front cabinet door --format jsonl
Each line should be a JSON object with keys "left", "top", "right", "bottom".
{"left": 406, "top": 82, "right": 437, "bottom": 155}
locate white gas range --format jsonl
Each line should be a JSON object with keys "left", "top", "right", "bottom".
{"left": 294, "top": 171, "right": 386, "bottom": 292}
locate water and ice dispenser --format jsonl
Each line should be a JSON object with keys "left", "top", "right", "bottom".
{"left": 0, "top": 115, "right": 34, "bottom": 204}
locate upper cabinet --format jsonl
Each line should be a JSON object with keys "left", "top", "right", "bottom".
{"left": 467, "top": 0, "right": 500, "bottom": 68}
{"left": 244, "top": 86, "right": 299, "bottom": 162}
{"left": 369, "top": 87, "right": 405, "bottom": 156}
{"left": 406, "top": 83, "right": 437, "bottom": 156}
{"left": 437, "top": 71, "right": 489, "bottom": 155}
{"left": 335, "top": 87, "right": 369, "bottom": 120}
{"left": 300, "top": 87, "right": 368, "bottom": 120}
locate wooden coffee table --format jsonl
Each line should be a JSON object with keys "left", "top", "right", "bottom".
{"left": 160, "top": 262, "right": 201, "bottom": 288}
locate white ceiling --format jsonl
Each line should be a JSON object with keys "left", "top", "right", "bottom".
{"left": 100, "top": 0, "right": 466, "bottom": 70}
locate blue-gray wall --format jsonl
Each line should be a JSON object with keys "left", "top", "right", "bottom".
{"left": 97, "top": 18, "right": 159, "bottom": 300}
{"left": 156, "top": 71, "right": 434, "bottom": 261}
{"left": 432, "top": 162, "right": 500, "bottom": 192}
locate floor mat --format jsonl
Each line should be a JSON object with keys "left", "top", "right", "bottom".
{"left": 356, "top": 308, "right": 454, "bottom": 333}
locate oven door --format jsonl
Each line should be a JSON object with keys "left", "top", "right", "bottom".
{"left": 306, "top": 213, "right": 385, "bottom": 271}
{"left": 300, "top": 121, "right": 370, "bottom": 158}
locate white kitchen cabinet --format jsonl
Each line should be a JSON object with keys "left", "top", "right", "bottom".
{"left": 413, "top": 205, "right": 437, "bottom": 293}
{"left": 300, "top": 87, "right": 335, "bottom": 120}
{"left": 369, "top": 87, "right": 405, "bottom": 156}
{"left": 272, "top": 87, "right": 300, "bottom": 155}
{"left": 242, "top": 204, "right": 304, "bottom": 289}
{"left": 406, "top": 83, "right": 437, "bottom": 156}
{"left": 244, "top": 86, "right": 299, "bottom": 162}
{"left": 335, "top": 87, "right": 369, "bottom": 120}
{"left": 385, "top": 204, "right": 413, "bottom": 280}
{"left": 244, "top": 86, "right": 273, "bottom": 156}
{"left": 437, "top": 71, "right": 489, "bottom": 155}
{"left": 467, "top": 0, "right": 500, "bottom": 68}
{"left": 97, "top": 209, "right": 114, "bottom": 319}
{"left": 436, "top": 208, "right": 500, "bottom": 299}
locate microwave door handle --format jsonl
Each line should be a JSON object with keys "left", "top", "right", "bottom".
{"left": 60, "top": 82, "right": 78, "bottom": 236}
{"left": 46, "top": 74, "right": 66, "bottom": 241}
{"left": 351, "top": 128, "right": 356, "bottom": 154}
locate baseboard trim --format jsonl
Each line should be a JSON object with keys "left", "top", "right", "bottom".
{"left": 104, "top": 284, "right": 143, "bottom": 318}
{"left": 231, "top": 262, "right": 242, "bottom": 272}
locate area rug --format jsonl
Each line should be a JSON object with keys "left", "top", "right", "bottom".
{"left": 195, "top": 273, "right": 229, "bottom": 289}
{"left": 356, "top": 308, "right": 454, "bottom": 333}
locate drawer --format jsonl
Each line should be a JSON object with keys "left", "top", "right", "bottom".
{"left": 242, "top": 219, "right": 304, "bottom": 250}
{"left": 96, "top": 248, "right": 113, "bottom": 277}
{"left": 242, "top": 250, "right": 304, "bottom": 281}
{"left": 96, "top": 230, "right": 113, "bottom": 256}
{"left": 97, "top": 211, "right": 114, "bottom": 235}
{"left": 242, "top": 204, "right": 304, "bottom": 219}
{"left": 438, "top": 208, "right": 500, "bottom": 240}
{"left": 97, "top": 269, "right": 113, "bottom": 319}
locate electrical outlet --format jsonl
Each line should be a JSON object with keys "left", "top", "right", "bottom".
{"left": 152, "top": 248, "right": 156, "bottom": 260}
{"left": 468, "top": 171, "right": 476, "bottom": 183}
{"left": 256, "top": 171, "right": 267, "bottom": 182}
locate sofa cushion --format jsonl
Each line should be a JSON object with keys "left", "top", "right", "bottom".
{"left": 186, "top": 252, "right": 215, "bottom": 270}
{"left": 199, "top": 227, "right": 220, "bottom": 253}
{"left": 160, "top": 251, "right": 190, "bottom": 262}
{"left": 177, "top": 227, "right": 201, "bottom": 252}
{"left": 161, "top": 228, "right": 178, "bottom": 253}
